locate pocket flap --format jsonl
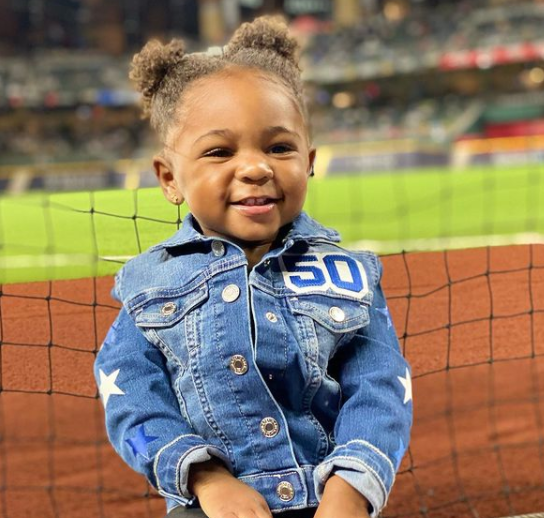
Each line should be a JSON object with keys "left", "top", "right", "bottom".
{"left": 287, "top": 293, "right": 370, "bottom": 333}
{"left": 132, "top": 283, "right": 208, "bottom": 328}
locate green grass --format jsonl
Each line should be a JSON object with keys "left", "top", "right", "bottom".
{"left": 2, "top": 163, "right": 544, "bottom": 284}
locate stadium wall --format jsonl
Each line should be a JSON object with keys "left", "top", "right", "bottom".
{"left": 1, "top": 245, "right": 544, "bottom": 518}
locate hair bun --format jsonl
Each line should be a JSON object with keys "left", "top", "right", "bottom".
{"left": 129, "top": 39, "right": 185, "bottom": 117}
{"left": 226, "top": 15, "right": 299, "bottom": 63}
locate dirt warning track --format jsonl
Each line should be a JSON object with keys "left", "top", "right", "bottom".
{"left": 1, "top": 245, "right": 544, "bottom": 518}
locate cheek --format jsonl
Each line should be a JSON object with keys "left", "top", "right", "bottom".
{"left": 285, "top": 171, "right": 309, "bottom": 201}
{"left": 185, "top": 172, "right": 228, "bottom": 200}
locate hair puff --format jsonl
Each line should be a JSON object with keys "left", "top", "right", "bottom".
{"left": 225, "top": 15, "right": 299, "bottom": 65}
{"left": 129, "top": 39, "right": 186, "bottom": 118}
{"left": 130, "top": 16, "right": 310, "bottom": 143}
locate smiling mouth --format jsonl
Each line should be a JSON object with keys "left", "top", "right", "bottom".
{"left": 233, "top": 197, "right": 279, "bottom": 206}
{"left": 231, "top": 196, "right": 279, "bottom": 216}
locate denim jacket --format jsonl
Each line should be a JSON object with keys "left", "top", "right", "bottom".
{"left": 94, "top": 212, "right": 412, "bottom": 516}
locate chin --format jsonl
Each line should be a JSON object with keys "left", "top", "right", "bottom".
{"left": 237, "top": 235, "right": 276, "bottom": 246}
{"left": 233, "top": 230, "right": 278, "bottom": 247}
{"left": 229, "top": 223, "right": 279, "bottom": 243}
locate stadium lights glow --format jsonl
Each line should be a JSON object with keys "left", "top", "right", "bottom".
{"left": 529, "top": 67, "right": 544, "bottom": 85}
{"left": 332, "top": 92, "right": 355, "bottom": 109}
{"left": 384, "top": 0, "right": 408, "bottom": 21}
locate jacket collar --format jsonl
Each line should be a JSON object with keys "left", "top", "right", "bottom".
{"left": 150, "top": 211, "right": 341, "bottom": 251}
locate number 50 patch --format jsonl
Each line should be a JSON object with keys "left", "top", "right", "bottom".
{"left": 279, "top": 253, "right": 369, "bottom": 299}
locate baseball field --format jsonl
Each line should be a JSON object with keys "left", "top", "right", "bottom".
{"left": 2, "top": 162, "right": 543, "bottom": 284}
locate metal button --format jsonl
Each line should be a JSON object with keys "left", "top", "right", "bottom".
{"left": 260, "top": 417, "right": 279, "bottom": 438}
{"left": 161, "top": 302, "right": 177, "bottom": 316}
{"left": 329, "top": 306, "right": 346, "bottom": 322}
{"left": 229, "top": 355, "right": 248, "bottom": 375}
{"left": 211, "top": 241, "right": 225, "bottom": 257}
{"left": 222, "top": 284, "right": 240, "bottom": 303}
{"left": 263, "top": 259, "right": 271, "bottom": 267}
{"left": 266, "top": 311, "right": 278, "bottom": 323}
{"left": 276, "top": 481, "right": 295, "bottom": 502}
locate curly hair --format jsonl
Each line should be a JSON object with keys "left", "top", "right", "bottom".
{"left": 129, "top": 16, "right": 309, "bottom": 144}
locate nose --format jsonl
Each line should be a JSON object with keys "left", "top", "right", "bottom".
{"left": 234, "top": 157, "right": 274, "bottom": 184}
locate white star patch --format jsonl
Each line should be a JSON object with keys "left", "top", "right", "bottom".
{"left": 99, "top": 368, "right": 125, "bottom": 408}
{"left": 397, "top": 368, "right": 412, "bottom": 404}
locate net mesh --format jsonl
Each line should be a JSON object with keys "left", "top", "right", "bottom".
{"left": 1, "top": 193, "right": 544, "bottom": 517}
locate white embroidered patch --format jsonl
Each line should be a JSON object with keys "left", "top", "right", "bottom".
{"left": 397, "top": 368, "right": 413, "bottom": 405}
{"left": 99, "top": 368, "right": 125, "bottom": 408}
{"left": 279, "top": 253, "right": 369, "bottom": 299}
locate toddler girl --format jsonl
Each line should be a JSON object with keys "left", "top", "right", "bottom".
{"left": 95, "top": 16, "right": 412, "bottom": 518}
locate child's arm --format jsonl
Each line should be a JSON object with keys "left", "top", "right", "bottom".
{"left": 94, "top": 306, "right": 232, "bottom": 509}
{"left": 315, "top": 475, "right": 370, "bottom": 518}
{"left": 314, "top": 254, "right": 413, "bottom": 517}
{"left": 188, "top": 459, "right": 272, "bottom": 518}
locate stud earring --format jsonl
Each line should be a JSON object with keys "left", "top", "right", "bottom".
{"left": 171, "top": 195, "right": 180, "bottom": 204}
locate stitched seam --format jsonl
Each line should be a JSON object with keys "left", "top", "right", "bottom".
{"left": 157, "top": 489, "right": 192, "bottom": 505}
{"left": 130, "top": 284, "right": 208, "bottom": 315}
{"left": 147, "top": 329, "right": 183, "bottom": 368}
{"left": 333, "top": 440, "right": 395, "bottom": 478}
{"left": 126, "top": 256, "right": 247, "bottom": 312}
{"left": 130, "top": 275, "right": 204, "bottom": 302}
{"left": 321, "top": 455, "right": 387, "bottom": 504}
{"left": 175, "top": 444, "right": 209, "bottom": 497}
{"left": 216, "top": 293, "right": 262, "bottom": 467}
{"left": 153, "top": 434, "right": 201, "bottom": 492}
{"left": 239, "top": 468, "right": 302, "bottom": 483}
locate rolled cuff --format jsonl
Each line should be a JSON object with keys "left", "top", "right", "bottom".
{"left": 313, "top": 440, "right": 395, "bottom": 517}
{"left": 153, "top": 434, "right": 232, "bottom": 504}
{"left": 333, "top": 468, "right": 376, "bottom": 517}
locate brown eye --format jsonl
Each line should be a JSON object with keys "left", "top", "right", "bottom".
{"left": 203, "top": 148, "right": 233, "bottom": 158}
{"left": 269, "top": 143, "right": 294, "bottom": 154}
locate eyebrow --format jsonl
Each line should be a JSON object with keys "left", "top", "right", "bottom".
{"left": 192, "top": 126, "right": 299, "bottom": 146}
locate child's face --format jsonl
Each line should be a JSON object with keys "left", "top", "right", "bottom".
{"left": 154, "top": 68, "right": 316, "bottom": 251}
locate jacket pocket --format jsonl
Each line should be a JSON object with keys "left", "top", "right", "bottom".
{"left": 286, "top": 293, "right": 370, "bottom": 334}
{"left": 131, "top": 282, "right": 209, "bottom": 328}
{"left": 127, "top": 281, "right": 209, "bottom": 370}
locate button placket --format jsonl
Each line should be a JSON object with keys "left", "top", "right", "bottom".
{"left": 265, "top": 311, "right": 278, "bottom": 323}
{"left": 276, "top": 481, "right": 295, "bottom": 501}
{"left": 329, "top": 306, "right": 346, "bottom": 322}
{"left": 222, "top": 284, "right": 240, "bottom": 303}
{"left": 229, "top": 355, "right": 248, "bottom": 375}
{"left": 160, "top": 302, "right": 177, "bottom": 316}
{"left": 260, "top": 417, "right": 279, "bottom": 438}
{"left": 211, "top": 241, "right": 225, "bottom": 257}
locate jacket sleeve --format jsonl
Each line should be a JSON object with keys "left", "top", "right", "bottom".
{"left": 313, "top": 255, "right": 412, "bottom": 516}
{"left": 94, "top": 301, "right": 232, "bottom": 507}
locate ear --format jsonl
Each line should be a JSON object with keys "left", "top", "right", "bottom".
{"left": 308, "top": 148, "right": 317, "bottom": 177}
{"left": 153, "top": 154, "right": 184, "bottom": 205}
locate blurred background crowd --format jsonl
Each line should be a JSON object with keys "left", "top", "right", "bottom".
{"left": 1, "top": 0, "right": 544, "bottom": 181}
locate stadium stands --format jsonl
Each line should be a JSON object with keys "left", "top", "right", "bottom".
{"left": 1, "top": 0, "right": 544, "bottom": 175}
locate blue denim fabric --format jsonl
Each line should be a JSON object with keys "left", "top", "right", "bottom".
{"left": 94, "top": 212, "right": 412, "bottom": 516}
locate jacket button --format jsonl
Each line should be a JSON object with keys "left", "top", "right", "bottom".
{"left": 276, "top": 481, "right": 295, "bottom": 501}
{"left": 229, "top": 355, "right": 248, "bottom": 375}
{"left": 211, "top": 241, "right": 225, "bottom": 257}
{"left": 265, "top": 311, "right": 278, "bottom": 323}
{"left": 329, "top": 306, "right": 345, "bottom": 322}
{"left": 222, "top": 284, "right": 240, "bottom": 303}
{"left": 260, "top": 417, "right": 279, "bottom": 438}
{"left": 161, "top": 302, "right": 177, "bottom": 316}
